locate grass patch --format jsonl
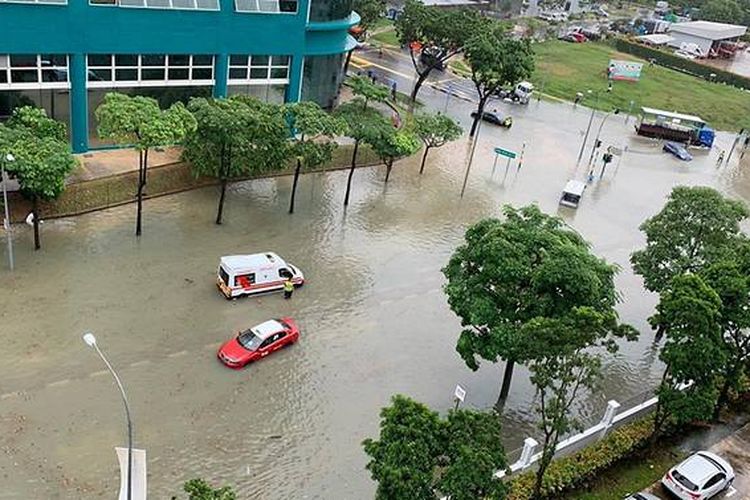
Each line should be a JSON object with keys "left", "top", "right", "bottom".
{"left": 371, "top": 27, "right": 400, "bottom": 47}
{"left": 530, "top": 40, "right": 750, "bottom": 131}
{"left": 449, "top": 57, "right": 472, "bottom": 78}
{"left": 566, "top": 445, "right": 686, "bottom": 500}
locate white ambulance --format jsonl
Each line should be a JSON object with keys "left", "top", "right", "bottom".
{"left": 217, "top": 252, "right": 305, "bottom": 299}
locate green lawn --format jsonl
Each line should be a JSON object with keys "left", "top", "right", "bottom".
{"left": 370, "top": 27, "right": 400, "bottom": 47}
{"left": 566, "top": 446, "right": 687, "bottom": 500}
{"left": 531, "top": 40, "right": 750, "bottom": 131}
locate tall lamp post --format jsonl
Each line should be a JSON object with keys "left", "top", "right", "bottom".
{"left": 586, "top": 108, "right": 620, "bottom": 171}
{"left": 575, "top": 84, "right": 612, "bottom": 167}
{"left": 2, "top": 153, "right": 15, "bottom": 271}
{"left": 82, "top": 333, "right": 133, "bottom": 500}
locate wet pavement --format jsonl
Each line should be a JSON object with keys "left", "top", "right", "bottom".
{"left": 1, "top": 86, "right": 749, "bottom": 499}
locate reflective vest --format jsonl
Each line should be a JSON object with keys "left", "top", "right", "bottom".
{"left": 283, "top": 280, "right": 294, "bottom": 292}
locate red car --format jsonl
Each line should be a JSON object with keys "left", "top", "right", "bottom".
{"left": 217, "top": 318, "right": 299, "bottom": 368}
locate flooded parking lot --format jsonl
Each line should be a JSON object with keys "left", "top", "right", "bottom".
{"left": 0, "top": 99, "right": 747, "bottom": 499}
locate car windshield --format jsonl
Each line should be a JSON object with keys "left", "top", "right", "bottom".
{"left": 237, "top": 329, "right": 263, "bottom": 351}
{"left": 673, "top": 470, "right": 698, "bottom": 491}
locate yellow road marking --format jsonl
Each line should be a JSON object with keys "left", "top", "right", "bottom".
{"left": 351, "top": 57, "right": 414, "bottom": 81}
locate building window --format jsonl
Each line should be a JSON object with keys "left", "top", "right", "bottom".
{"left": 234, "top": 0, "right": 297, "bottom": 14}
{"left": 90, "top": 0, "right": 218, "bottom": 10}
{"left": 0, "top": 0, "right": 66, "bottom": 4}
{"left": 228, "top": 55, "right": 290, "bottom": 85}
{"left": 0, "top": 55, "right": 70, "bottom": 90}
{"left": 87, "top": 55, "right": 214, "bottom": 88}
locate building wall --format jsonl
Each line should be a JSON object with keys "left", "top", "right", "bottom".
{"left": 0, "top": 0, "right": 358, "bottom": 152}
{"left": 667, "top": 32, "right": 714, "bottom": 55}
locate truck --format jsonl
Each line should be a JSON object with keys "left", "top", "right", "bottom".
{"left": 635, "top": 106, "right": 715, "bottom": 148}
{"left": 496, "top": 81, "right": 534, "bottom": 104}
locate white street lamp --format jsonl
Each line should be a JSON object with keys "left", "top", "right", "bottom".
{"left": 2, "top": 152, "right": 15, "bottom": 271}
{"left": 82, "top": 332, "right": 133, "bottom": 500}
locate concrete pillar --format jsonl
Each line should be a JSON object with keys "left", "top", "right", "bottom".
{"left": 213, "top": 53, "right": 228, "bottom": 99}
{"left": 518, "top": 437, "right": 539, "bottom": 469}
{"left": 285, "top": 54, "right": 305, "bottom": 103}
{"left": 598, "top": 400, "right": 621, "bottom": 440}
{"left": 69, "top": 53, "right": 89, "bottom": 154}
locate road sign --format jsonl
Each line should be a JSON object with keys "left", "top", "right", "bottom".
{"left": 454, "top": 384, "right": 466, "bottom": 402}
{"left": 494, "top": 147, "right": 516, "bottom": 159}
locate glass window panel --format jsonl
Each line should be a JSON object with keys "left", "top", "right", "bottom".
{"left": 0, "top": 56, "right": 8, "bottom": 68}
{"left": 145, "top": 0, "right": 170, "bottom": 6}
{"left": 250, "top": 55, "right": 269, "bottom": 66}
{"left": 0, "top": 72, "right": 8, "bottom": 84}
{"left": 142, "top": 68, "right": 165, "bottom": 80}
{"left": 90, "top": 0, "right": 118, "bottom": 4}
{"left": 258, "top": 0, "right": 279, "bottom": 12}
{"left": 250, "top": 67, "right": 269, "bottom": 79}
{"left": 115, "top": 68, "right": 138, "bottom": 81}
{"left": 168, "top": 55, "right": 190, "bottom": 66}
{"left": 142, "top": 55, "right": 166, "bottom": 66}
{"left": 230, "top": 55, "right": 248, "bottom": 66}
{"left": 229, "top": 68, "right": 247, "bottom": 80}
{"left": 11, "top": 70, "right": 39, "bottom": 83}
{"left": 115, "top": 55, "right": 138, "bottom": 66}
{"left": 168, "top": 68, "right": 190, "bottom": 80}
{"left": 270, "top": 67, "right": 288, "bottom": 79}
{"left": 10, "top": 55, "right": 37, "bottom": 68}
{"left": 119, "top": 0, "right": 145, "bottom": 6}
{"left": 235, "top": 0, "right": 257, "bottom": 11}
{"left": 88, "top": 54, "right": 112, "bottom": 67}
{"left": 41, "top": 54, "right": 67, "bottom": 67}
{"left": 42, "top": 69, "right": 67, "bottom": 82}
{"left": 89, "top": 69, "right": 112, "bottom": 81}
{"left": 172, "top": 0, "right": 194, "bottom": 7}
{"left": 271, "top": 56, "right": 289, "bottom": 66}
{"left": 196, "top": 0, "right": 217, "bottom": 8}
{"left": 191, "top": 68, "right": 213, "bottom": 80}
{"left": 279, "top": 0, "right": 296, "bottom": 12}
{"left": 192, "top": 55, "right": 213, "bottom": 66}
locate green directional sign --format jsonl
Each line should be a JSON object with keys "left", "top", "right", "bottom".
{"left": 494, "top": 147, "right": 516, "bottom": 159}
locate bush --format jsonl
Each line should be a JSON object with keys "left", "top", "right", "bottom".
{"left": 507, "top": 417, "right": 655, "bottom": 499}
{"left": 614, "top": 38, "right": 750, "bottom": 90}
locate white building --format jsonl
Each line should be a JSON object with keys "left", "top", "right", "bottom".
{"left": 667, "top": 21, "right": 747, "bottom": 56}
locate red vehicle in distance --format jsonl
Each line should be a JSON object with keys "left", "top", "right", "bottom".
{"left": 217, "top": 318, "right": 299, "bottom": 369}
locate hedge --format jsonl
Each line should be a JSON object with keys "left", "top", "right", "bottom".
{"left": 614, "top": 38, "right": 750, "bottom": 91}
{"left": 507, "top": 417, "right": 655, "bottom": 499}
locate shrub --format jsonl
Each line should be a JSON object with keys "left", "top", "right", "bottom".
{"left": 507, "top": 417, "right": 655, "bottom": 499}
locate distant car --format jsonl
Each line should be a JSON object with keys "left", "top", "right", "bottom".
{"left": 661, "top": 451, "right": 734, "bottom": 499}
{"left": 470, "top": 110, "right": 512, "bottom": 127}
{"left": 624, "top": 493, "right": 660, "bottom": 500}
{"left": 663, "top": 141, "right": 693, "bottom": 161}
{"left": 675, "top": 49, "right": 697, "bottom": 60}
{"left": 559, "top": 32, "right": 586, "bottom": 42}
{"left": 217, "top": 318, "right": 299, "bottom": 368}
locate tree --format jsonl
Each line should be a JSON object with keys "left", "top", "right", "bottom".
{"left": 366, "top": 127, "right": 420, "bottom": 183}
{"left": 285, "top": 102, "right": 345, "bottom": 214}
{"left": 184, "top": 97, "right": 290, "bottom": 224}
{"left": 631, "top": 186, "right": 748, "bottom": 294}
{"left": 348, "top": 75, "right": 390, "bottom": 110}
{"left": 413, "top": 112, "right": 462, "bottom": 174}
{"left": 182, "top": 478, "right": 236, "bottom": 500}
{"left": 519, "top": 307, "right": 633, "bottom": 499}
{"left": 395, "top": 0, "right": 487, "bottom": 103}
{"left": 464, "top": 27, "right": 534, "bottom": 137}
{"left": 443, "top": 205, "right": 625, "bottom": 405}
{"left": 649, "top": 274, "right": 727, "bottom": 434}
{"left": 362, "top": 395, "right": 508, "bottom": 500}
{"left": 7, "top": 106, "right": 66, "bottom": 142}
{"left": 698, "top": 0, "right": 744, "bottom": 23}
{"left": 335, "top": 100, "right": 392, "bottom": 206}
{"left": 353, "top": 0, "right": 386, "bottom": 36}
{"left": 96, "top": 93, "right": 196, "bottom": 236}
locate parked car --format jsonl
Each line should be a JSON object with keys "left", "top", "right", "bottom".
{"left": 624, "top": 493, "right": 660, "bottom": 500}
{"left": 661, "top": 451, "right": 734, "bottom": 499}
{"left": 663, "top": 141, "right": 693, "bottom": 161}
{"left": 470, "top": 110, "right": 512, "bottom": 128}
{"left": 217, "top": 318, "right": 300, "bottom": 368}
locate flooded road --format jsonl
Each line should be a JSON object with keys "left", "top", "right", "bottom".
{"left": 0, "top": 99, "right": 748, "bottom": 499}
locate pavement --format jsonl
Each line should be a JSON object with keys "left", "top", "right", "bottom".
{"left": 645, "top": 422, "right": 750, "bottom": 499}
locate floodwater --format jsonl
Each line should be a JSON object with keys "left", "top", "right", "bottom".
{"left": 0, "top": 99, "right": 748, "bottom": 499}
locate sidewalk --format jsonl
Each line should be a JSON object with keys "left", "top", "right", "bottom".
{"left": 71, "top": 146, "right": 182, "bottom": 183}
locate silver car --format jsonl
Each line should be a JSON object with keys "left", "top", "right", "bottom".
{"left": 625, "top": 493, "right": 660, "bottom": 500}
{"left": 662, "top": 451, "right": 735, "bottom": 499}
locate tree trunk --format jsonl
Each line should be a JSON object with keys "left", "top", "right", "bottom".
{"left": 343, "top": 49, "right": 354, "bottom": 77}
{"left": 384, "top": 162, "right": 393, "bottom": 183}
{"left": 419, "top": 146, "right": 430, "bottom": 174}
{"left": 498, "top": 359, "right": 515, "bottom": 403}
{"left": 469, "top": 97, "right": 488, "bottom": 138}
{"left": 142, "top": 148, "right": 150, "bottom": 186}
{"left": 289, "top": 158, "right": 302, "bottom": 214}
{"left": 32, "top": 196, "right": 40, "bottom": 250}
{"left": 532, "top": 448, "right": 554, "bottom": 499}
{"left": 135, "top": 149, "right": 147, "bottom": 237}
{"left": 410, "top": 69, "right": 432, "bottom": 105}
{"left": 714, "top": 361, "right": 740, "bottom": 420}
{"left": 344, "top": 140, "right": 360, "bottom": 206}
{"left": 216, "top": 178, "right": 228, "bottom": 225}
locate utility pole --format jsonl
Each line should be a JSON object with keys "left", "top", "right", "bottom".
{"left": 2, "top": 153, "right": 15, "bottom": 271}
{"left": 461, "top": 116, "right": 483, "bottom": 197}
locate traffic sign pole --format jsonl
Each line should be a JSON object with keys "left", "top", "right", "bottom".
{"left": 491, "top": 154, "right": 499, "bottom": 177}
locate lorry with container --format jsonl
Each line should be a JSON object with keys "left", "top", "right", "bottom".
{"left": 635, "top": 107, "right": 715, "bottom": 148}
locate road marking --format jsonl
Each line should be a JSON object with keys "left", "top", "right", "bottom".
{"left": 47, "top": 379, "right": 70, "bottom": 388}
{"left": 89, "top": 370, "right": 108, "bottom": 378}
{"left": 349, "top": 59, "right": 371, "bottom": 69}
{"left": 350, "top": 57, "right": 414, "bottom": 81}
{"left": 167, "top": 350, "right": 188, "bottom": 358}
{"left": 129, "top": 360, "right": 151, "bottom": 368}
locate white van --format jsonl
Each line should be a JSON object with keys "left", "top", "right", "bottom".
{"left": 560, "top": 180, "right": 586, "bottom": 208}
{"left": 217, "top": 252, "right": 305, "bottom": 299}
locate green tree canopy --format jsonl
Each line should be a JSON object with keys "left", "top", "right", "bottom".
{"left": 365, "top": 127, "right": 420, "bottom": 182}
{"left": 352, "top": 0, "right": 386, "bottom": 35}
{"left": 464, "top": 27, "right": 534, "bottom": 136}
{"left": 363, "top": 395, "right": 508, "bottom": 500}
{"left": 631, "top": 186, "right": 748, "bottom": 294}
{"left": 413, "top": 112, "right": 462, "bottom": 174}
{"left": 395, "top": 0, "right": 488, "bottom": 103}
{"left": 443, "top": 205, "right": 627, "bottom": 403}
{"left": 7, "top": 106, "right": 67, "bottom": 142}
{"left": 349, "top": 75, "right": 391, "bottom": 110}
{"left": 698, "top": 0, "right": 745, "bottom": 23}
{"left": 182, "top": 478, "right": 236, "bottom": 500}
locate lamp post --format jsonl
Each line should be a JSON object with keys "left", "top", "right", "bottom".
{"left": 83, "top": 333, "right": 133, "bottom": 500}
{"left": 586, "top": 108, "right": 620, "bottom": 171}
{"left": 575, "top": 86, "right": 612, "bottom": 167}
{"left": 2, "top": 153, "right": 15, "bottom": 271}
